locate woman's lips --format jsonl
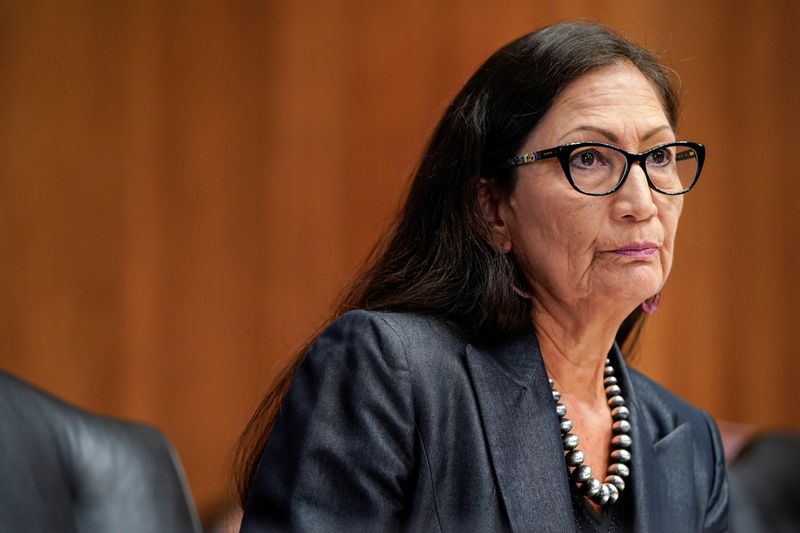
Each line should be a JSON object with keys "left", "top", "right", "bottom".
{"left": 610, "top": 242, "right": 658, "bottom": 257}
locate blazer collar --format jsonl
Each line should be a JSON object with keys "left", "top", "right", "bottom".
{"left": 465, "top": 333, "right": 573, "bottom": 532}
{"left": 611, "top": 345, "right": 696, "bottom": 532}
{"left": 465, "top": 334, "right": 696, "bottom": 532}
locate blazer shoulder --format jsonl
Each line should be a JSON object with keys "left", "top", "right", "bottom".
{"left": 627, "top": 366, "right": 722, "bottom": 447}
{"left": 326, "top": 310, "right": 466, "bottom": 363}
{"left": 329, "top": 309, "right": 454, "bottom": 336}
{"left": 627, "top": 367, "right": 729, "bottom": 530}
{"left": 307, "top": 309, "right": 414, "bottom": 374}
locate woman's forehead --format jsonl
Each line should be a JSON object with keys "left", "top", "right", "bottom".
{"left": 530, "top": 63, "right": 672, "bottom": 147}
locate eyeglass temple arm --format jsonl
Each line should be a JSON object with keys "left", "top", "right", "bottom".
{"left": 675, "top": 149, "right": 696, "bottom": 161}
{"left": 507, "top": 147, "right": 560, "bottom": 167}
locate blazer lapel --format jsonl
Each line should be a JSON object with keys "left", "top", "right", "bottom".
{"left": 611, "top": 346, "right": 697, "bottom": 532}
{"left": 464, "top": 334, "right": 573, "bottom": 532}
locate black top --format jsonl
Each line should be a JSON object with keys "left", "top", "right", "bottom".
{"left": 569, "top": 479, "right": 634, "bottom": 532}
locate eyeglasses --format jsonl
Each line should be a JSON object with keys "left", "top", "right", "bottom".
{"left": 506, "top": 141, "right": 705, "bottom": 196}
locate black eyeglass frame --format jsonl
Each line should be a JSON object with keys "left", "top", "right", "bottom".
{"left": 506, "top": 141, "right": 705, "bottom": 196}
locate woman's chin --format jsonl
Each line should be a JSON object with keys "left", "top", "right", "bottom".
{"left": 599, "top": 269, "right": 664, "bottom": 305}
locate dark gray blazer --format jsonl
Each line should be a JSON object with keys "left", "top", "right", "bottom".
{"left": 241, "top": 310, "right": 728, "bottom": 532}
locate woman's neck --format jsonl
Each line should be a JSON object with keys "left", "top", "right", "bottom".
{"left": 531, "top": 296, "right": 630, "bottom": 405}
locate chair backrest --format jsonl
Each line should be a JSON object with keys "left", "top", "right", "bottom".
{"left": 0, "top": 371, "right": 202, "bottom": 533}
{"left": 728, "top": 431, "right": 800, "bottom": 531}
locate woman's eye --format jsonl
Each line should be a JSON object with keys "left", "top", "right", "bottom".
{"left": 570, "top": 149, "right": 603, "bottom": 169}
{"left": 648, "top": 149, "right": 671, "bottom": 166}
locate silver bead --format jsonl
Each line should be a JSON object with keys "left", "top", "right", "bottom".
{"left": 562, "top": 433, "right": 579, "bottom": 450}
{"left": 611, "top": 434, "right": 632, "bottom": 449}
{"left": 612, "top": 420, "right": 631, "bottom": 434}
{"left": 610, "top": 449, "right": 631, "bottom": 463}
{"left": 607, "top": 395, "right": 625, "bottom": 408}
{"left": 605, "top": 358, "right": 611, "bottom": 365}
{"left": 608, "top": 463, "right": 630, "bottom": 477}
{"left": 605, "top": 474, "right": 625, "bottom": 491}
{"left": 571, "top": 465, "right": 592, "bottom": 484}
{"left": 565, "top": 449, "right": 585, "bottom": 466}
{"left": 549, "top": 363, "right": 632, "bottom": 507}
{"left": 592, "top": 483, "right": 610, "bottom": 505}
{"left": 582, "top": 477, "right": 601, "bottom": 497}
{"left": 605, "top": 483, "right": 619, "bottom": 504}
{"left": 611, "top": 406, "right": 629, "bottom": 420}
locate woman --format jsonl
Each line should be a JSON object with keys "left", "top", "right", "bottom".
{"left": 237, "top": 21, "right": 728, "bottom": 532}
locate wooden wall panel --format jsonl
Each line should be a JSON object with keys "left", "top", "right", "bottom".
{"left": 1, "top": 0, "right": 798, "bottom": 517}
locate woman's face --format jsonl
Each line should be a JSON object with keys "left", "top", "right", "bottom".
{"left": 494, "top": 62, "right": 683, "bottom": 311}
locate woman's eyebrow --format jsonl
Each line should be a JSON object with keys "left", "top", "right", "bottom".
{"left": 557, "top": 124, "right": 672, "bottom": 144}
{"left": 557, "top": 125, "right": 618, "bottom": 143}
{"left": 641, "top": 124, "right": 672, "bottom": 140}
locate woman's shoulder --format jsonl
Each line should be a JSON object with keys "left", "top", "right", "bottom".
{"left": 627, "top": 366, "right": 729, "bottom": 529}
{"left": 327, "top": 309, "right": 463, "bottom": 341}
{"left": 626, "top": 366, "right": 722, "bottom": 445}
{"left": 309, "top": 309, "right": 468, "bottom": 372}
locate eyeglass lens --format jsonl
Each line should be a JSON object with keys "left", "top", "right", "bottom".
{"left": 567, "top": 144, "right": 699, "bottom": 194}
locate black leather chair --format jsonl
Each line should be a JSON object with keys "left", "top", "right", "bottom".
{"left": 0, "top": 370, "right": 202, "bottom": 533}
{"left": 728, "top": 431, "right": 800, "bottom": 532}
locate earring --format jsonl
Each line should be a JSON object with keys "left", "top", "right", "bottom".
{"left": 512, "top": 285, "right": 532, "bottom": 300}
{"left": 640, "top": 293, "right": 661, "bottom": 314}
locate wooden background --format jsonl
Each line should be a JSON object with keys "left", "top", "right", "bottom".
{"left": 2, "top": 0, "right": 798, "bottom": 518}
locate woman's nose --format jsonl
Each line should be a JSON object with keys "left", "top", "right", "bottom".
{"left": 611, "top": 163, "right": 658, "bottom": 221}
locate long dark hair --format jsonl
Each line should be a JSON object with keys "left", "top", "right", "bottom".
{"left": 235, "top": 21, "right": 680, "bottom": 506}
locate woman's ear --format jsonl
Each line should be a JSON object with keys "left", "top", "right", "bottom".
{"left": 477, "top": 178, "right": 513, "bottom": 253}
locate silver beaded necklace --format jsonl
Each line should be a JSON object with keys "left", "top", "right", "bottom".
{"left": 549, "top": 358, "right": 631, "bottom": 507}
